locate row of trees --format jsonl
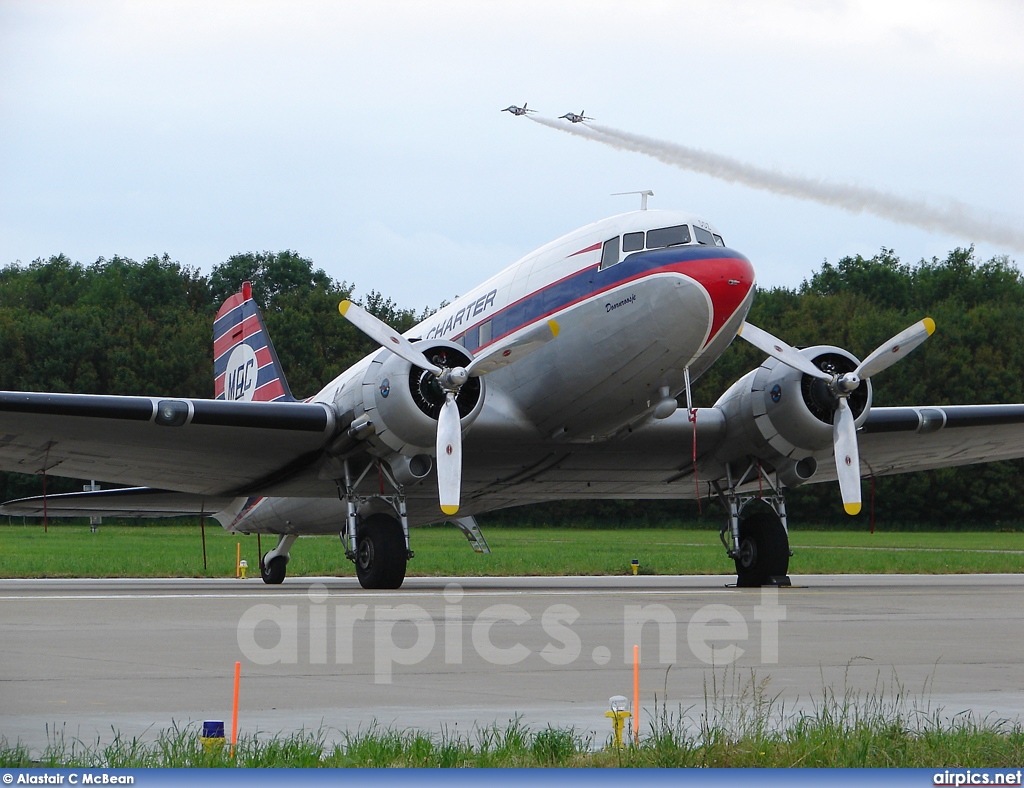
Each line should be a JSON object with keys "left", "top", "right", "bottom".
{"left": 0, "top": 250, "right": 420, "bottom": 502}
{"left": 1, "top": 246, "right": 1022, "bottom": 526}
{"left": 0, "top": 250, "right": 422, "bottom": 400}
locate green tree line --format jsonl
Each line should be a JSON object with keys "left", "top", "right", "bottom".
{"left": 1, "top": 245, "right": 1022, "bottom": 527}
{"left": 0, "top": 250, "right": 420, "bottom": 502}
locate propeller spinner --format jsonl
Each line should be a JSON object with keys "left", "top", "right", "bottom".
{"left": 339, "top": 300, "right": 558, "bottom": 515}
{"left": 738, "top": 317, "right": 935, "bottom": 514}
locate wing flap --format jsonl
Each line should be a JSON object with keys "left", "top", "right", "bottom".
{"left": 0, "top": 487, "right": 234, "bottom": 518}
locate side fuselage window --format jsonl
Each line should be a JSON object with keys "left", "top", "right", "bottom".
{"left": 646, "top": 224, "right": 690, "bottom": 248}
{"left": 600, "top": 236, "right": 620, "bottom": 270}
{"left": 622, "top": 231, "right": 644, "bottom": 252}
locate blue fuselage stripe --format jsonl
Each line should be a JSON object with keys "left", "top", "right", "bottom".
{"left": 455, "top": 245, "right": 745, "bottom": 352}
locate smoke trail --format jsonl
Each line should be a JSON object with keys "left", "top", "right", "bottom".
{"left": 528, "top": 115, "right": 1024, "bottom": 252}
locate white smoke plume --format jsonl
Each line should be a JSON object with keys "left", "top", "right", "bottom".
{"left": 528, "top": 115, "right": 1024, "bottom": 253}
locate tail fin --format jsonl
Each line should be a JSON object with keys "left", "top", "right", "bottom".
{"left": 213, "top": 281, "right": 296, "bottom": 402}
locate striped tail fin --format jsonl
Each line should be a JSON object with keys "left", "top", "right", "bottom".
{"left": 213, "top": 281, "right": 296, "bottom": 402}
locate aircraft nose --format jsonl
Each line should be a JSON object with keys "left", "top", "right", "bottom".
{"left": 681, "top": 253, "right": 756, "bottom": 346}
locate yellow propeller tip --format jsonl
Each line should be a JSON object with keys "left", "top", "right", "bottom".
{"left": 547, "top": 319, "right": 560, "bottom": 338}
{"left": 844, "top": 502, "right": 862, "bottom": 516}
{"left": 339, "top": 300, "right": 351, "bottom": 315}
{"left": 441, "top": 505, "right": 460, "bottom": 516}
{"left": 923, "top": 317, "right": 936, "bottom": 336}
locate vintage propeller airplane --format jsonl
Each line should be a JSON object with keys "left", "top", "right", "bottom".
{"left": 3, "top": 207, "right": 1024, "bottom": 589}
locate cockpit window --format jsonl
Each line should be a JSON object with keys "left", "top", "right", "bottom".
{"left": 646, "top": 224, "right": 690, "bottom": 249}
{"left": 600, "top": 236, "right": 620, "bottom": 270}
{"left": 713, "top": 234, "right": 725, "bottom": 247}
{"left": 694, "top": 226, "right": 716, "bottom": 246}
{"left": 622, "top": 232, "right": 644, "bottom": 252}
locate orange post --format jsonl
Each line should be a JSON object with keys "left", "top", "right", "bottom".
{"left": 230, "top": 660, "right": 241, "bottom": 757}
{"left": 633, "top": 644, "right": 640, "bottom": 745}
{"left": 235, "top": 543, "right": 241, "bottom": 578}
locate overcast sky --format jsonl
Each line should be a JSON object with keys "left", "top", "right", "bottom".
{"left": 2, "top": 0, "right": 1021, "bottom": 312}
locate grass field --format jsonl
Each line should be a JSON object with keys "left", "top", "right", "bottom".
{"left": 0, "top": 520, "right": 1021, "bottom": 578}
{"left": 3, "top": 684, "right": 1022, "bottom": 767}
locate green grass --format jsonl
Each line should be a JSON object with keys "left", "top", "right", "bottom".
{"left": 3, "top": 680, "right": 1022, "bottom": 767}
{"left": 0, "top": 521, "right": 1021, "bottom": 579}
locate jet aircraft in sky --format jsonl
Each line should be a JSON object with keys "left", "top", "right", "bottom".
{"left": 559, "top": 110, "right": 592, "bottom": 123}
{"left": 3, "top": 208, "right": 1024, "bottom": 589}
{"left": 502, "top": 103, "right": 535, "bottom": 116}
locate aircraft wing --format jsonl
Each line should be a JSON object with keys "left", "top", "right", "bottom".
{"left": 0, "top": 391, "right": 340, "bottom": 498}
{"left": 851, "top": 404, "right": 1024, "bottom": 477}
{"left": 4, "top": 387, "right": 1024, "bottom": 523}
{"left": 0, "top": 487, "right": 233, "bottom": 518}
{"left": 450, "top": 403, "right": 1024, "bottom": 513}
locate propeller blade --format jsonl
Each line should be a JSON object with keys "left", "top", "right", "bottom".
{"left": 737, "top": 322, "right": 831, "bottom": 381}
{"left": 436, "top": 392, "right": 463, "bottom": 516}
{"left": 466, "top": 319, "right": 560, "bottom": 377}
{"left": 833, "top": 398, "right": 862, "bottom": 515}
{"left": 339, "top": 300, "right": 443, "bottom": 376}
{"left": 855, "top": 317, "right": 935, "bottom": 379}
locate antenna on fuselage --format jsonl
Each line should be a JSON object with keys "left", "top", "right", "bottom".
{"left": 611, "top": 190, "right": 654, "bottom": 210}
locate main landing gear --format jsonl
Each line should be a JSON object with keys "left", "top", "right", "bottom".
{"left": 256, "top": 458, "right": 442, "bottom": 589}
{"left": 340, "top": 458, "right": 414, "bottom": 590}
{"left": 257, "top": 507, "right": 410, "bottom": 589}
{"left": 352, "top": 513, "right": 408, "bottom": 589}
{"left": 713, "top": 461, "right": 793, "bottom": 587}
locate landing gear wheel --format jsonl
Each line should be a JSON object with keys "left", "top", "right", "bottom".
{"left": 355, "top": 514, "right": 407, "bottom": 590}
{"left": 261, "top": 554, "right": 287, "bottom": 585}
{"left": 734, "top": 508, "right": 790, "bottom": 587}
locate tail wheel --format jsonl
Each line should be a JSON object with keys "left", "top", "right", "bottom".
{"left": 355, "top": 514, "right": 407, "bottom": 590}
{"left": 261, "top": 554, "right": 287, "bottom": 585}
{"left": 734, "top": 508, "right": 790, "bottom": 587}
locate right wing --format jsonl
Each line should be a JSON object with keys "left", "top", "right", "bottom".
{"left": 0, "top": 392, "right": 342, "bottom": 498}
{"left": 0, "top": 487, "right": 232, "bottom": 518}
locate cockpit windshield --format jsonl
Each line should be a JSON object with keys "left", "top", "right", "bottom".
{"left": 646, "top": 224, "right": 691, "bottom": 249}
{"left": 599, "top": 223, "right": 724, "bottom": 270}
{"left": 693, "top": 226, "right": 715, "bottom": 245}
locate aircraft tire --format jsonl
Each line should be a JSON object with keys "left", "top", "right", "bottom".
{"left": 261, "top": 554, "right": 287, "bottom": 585}
{"left": 734, "top": 508, "right": 789, "bottom": 587}
{"left": 355, "top": 514, "right": 407, "bottom": 590}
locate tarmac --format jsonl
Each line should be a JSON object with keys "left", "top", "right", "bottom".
{"left": 2, "top": 574, "right": 1022, "bottom": 750}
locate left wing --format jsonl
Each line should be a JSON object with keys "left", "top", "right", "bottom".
{"left": 857, "top": 404, "right": 1024, "bottom": 477}
{"left": 0, "top": 392, "right": 340, "bottom": 497}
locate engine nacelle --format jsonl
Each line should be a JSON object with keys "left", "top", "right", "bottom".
{"left": 344, "top": 340, "right": 485, "bottom": 458}
{"left": 712, "top": 345, "right": 872, "bottom": 486}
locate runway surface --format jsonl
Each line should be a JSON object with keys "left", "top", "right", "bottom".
{"left": 2, "top": 574, "right": 1022, "bottom": 751}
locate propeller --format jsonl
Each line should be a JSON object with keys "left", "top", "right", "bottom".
{"left": 436, "top": 391, "right": 462, "bottom": 515}
{"left": 339, "top": 300, "right": 443, "bottom": 376}
{"left": 339, "top": 300, "right": 558, "bottom": 515}
{"left": 738, "top": 317, "right": 935, "bottom": 515}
